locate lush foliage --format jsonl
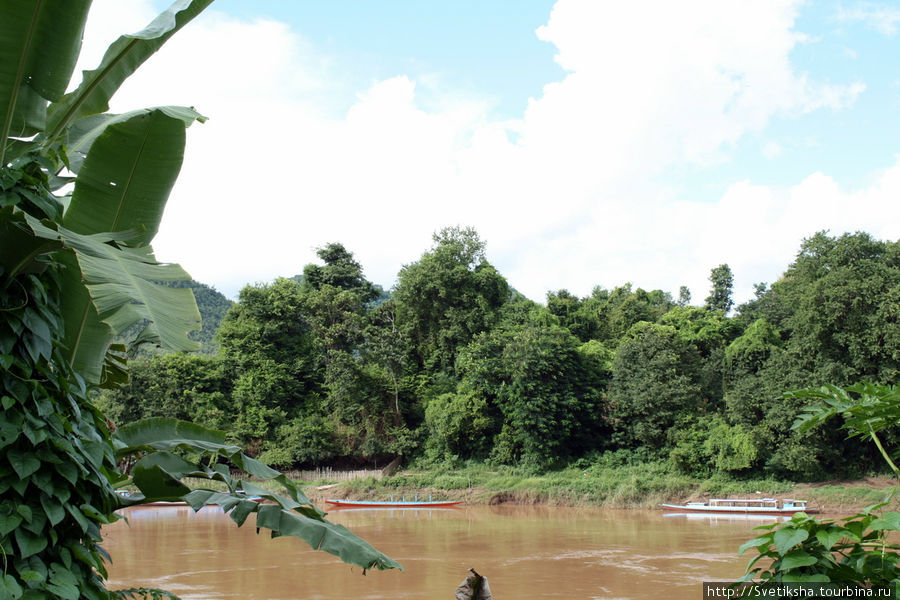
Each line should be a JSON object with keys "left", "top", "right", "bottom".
{"left": 97, "top": 230, "right": 900, "bottom": 482}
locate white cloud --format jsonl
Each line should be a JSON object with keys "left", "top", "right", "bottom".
{"left": 78, "top": 0, "right": 881, "bottom": 308}
{"left": 837, "top": 2, "right": 900, "bottom": 36}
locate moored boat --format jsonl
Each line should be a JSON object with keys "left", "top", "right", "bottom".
{"left": 659, "top": 498, "right": 815, "bottom": 515}
{"left": 116, "top": 490, "right": 265, "bottom": 507}
{"left": 325, "top": 498, "right": 463, "bottom": 508}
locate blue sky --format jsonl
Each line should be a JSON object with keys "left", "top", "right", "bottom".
{"left": 207, "top": 0, "right": 564, "bottom": 120}
{"left": 84, "top": 0, "right": 900, "bottom": 305}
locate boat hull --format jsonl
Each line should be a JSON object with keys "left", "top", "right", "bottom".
{"left": 659, "top": 503, "right": 817, "bottom": 515}
{"left": 325, "top": 499, "right": 463, "bottom": 508}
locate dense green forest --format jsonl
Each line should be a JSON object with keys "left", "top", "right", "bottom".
{"left": 97, "top": 227, "right": 900, "bottom": 479}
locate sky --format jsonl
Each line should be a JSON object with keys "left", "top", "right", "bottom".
{"left": 77, "top": 0, "right": 900, "bottom": 305}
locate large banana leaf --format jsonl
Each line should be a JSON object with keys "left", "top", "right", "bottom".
{"left": 44, "top": 0, "right": 213, "bottom": 145}
{"left": 56, "top": 250, "right": 115, "bottom": 383}
{"left": 64, "top": 106, "right": 204, "bottom": 175}
{"left": 115, "top": 418, "right": 403, "bottom": 572}
{"left": 63, "top": 107, "right": 203, "bottom": 245}
{"left": 0, "top": 0, "right": 90, "bottom": 164}
{"left": 25, "top": 215, "right": 200, "bottom": 363}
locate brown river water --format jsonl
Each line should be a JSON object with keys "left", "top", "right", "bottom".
{"left": 102, "top": 504, "right": 782, "bottom": 600}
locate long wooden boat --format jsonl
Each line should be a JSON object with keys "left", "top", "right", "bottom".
{"left": 325, "top": 499, "right": 463, "bottom": 508}
{"left": 117, "top": 490, "right": 264, "bottom": 507}
{"left": 660, "top": 498, "right": 816, "bottom": 515}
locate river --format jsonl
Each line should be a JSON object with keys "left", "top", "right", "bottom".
{"left": 102, "top": 504, "right": 777, "bottom": 599}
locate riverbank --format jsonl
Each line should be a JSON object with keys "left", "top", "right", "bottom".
{"left": 297, "top": 464, "right": 900, "bottom": 515}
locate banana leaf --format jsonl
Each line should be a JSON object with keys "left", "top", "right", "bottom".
{"left": 25, "top": 216, "right": 201, "bottom": 362}
{"left": 63, "top": 107, "right": 204, "bottom": 245}
{"left": 0, "top": 0, "right": 90, "bottom": 163}
{"left": 44, "top": 0, "right": 213, "bottom": 145}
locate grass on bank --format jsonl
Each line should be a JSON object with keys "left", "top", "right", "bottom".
{"left": 171, "top": 457, "right": 899, "bottom": 513}
{"left": 318, "top": 461, "right": 792, "bottom": 508}
{"left": 302, "top": 461, "right": 900, "bottom": 513}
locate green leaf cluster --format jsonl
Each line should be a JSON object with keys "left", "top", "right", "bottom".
{"left": 738, "top": 505, "right": 900, "bottom": 586}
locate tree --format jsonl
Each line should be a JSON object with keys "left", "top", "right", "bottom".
{"left": 0, "top": 3, "right": 398, "bottom": 597}
{"left": 301, "top": 242, "right": 379, "bottom": 304}
{"left": 659, "top": 305, "right": 741, "bottom": 404}
{"left": 607, "top": 322, "right": 703, "bottom": 450}
{"left": 677, "top": 285, "right": 691, "bottom": 307}
{"left": 95, "top": 353, "right": 228, "bottom": 428}
{"left": 776, "top": 232, "right": 900, "bottom": 384}
{"left": 547, "top": 289, "right": 601, "bottom": 342}
{"left": 393, "top": 226, "right": 509, "bottom": 373}
{"left": 705, "top": 263, "right": 734, "bottom": 313}
{"left": 451, "top": 316, "right": 606, "bottom": 468}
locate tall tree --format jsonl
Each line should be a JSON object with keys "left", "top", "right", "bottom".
{"left": 678, "top": 285, "right": 692, "bottom": 306}
{"left": 393, "top": 226, "right": 509, "bottom": 373}
{"left": 705, "top": 263, "right": 734, "bottom": 313}
{"left": 301, "top": 242, "right": 379, "bottom": 303}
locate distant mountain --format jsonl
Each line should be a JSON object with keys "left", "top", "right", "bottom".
{"left": 167, "top": 280, "right": 233, "bottom": 354}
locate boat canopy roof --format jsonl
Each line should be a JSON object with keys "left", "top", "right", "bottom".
{"left": 707, "top": 498, "right": 808, "bottom": 507}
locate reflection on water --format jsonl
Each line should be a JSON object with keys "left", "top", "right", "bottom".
{"left": 103, "top": 504, "right": 768, "bottom": 600}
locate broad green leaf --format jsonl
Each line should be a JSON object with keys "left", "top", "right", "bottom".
{"left": 738, "top": 536, "right": 772, "bottom": 555}
{"left": 231, "top": 453, "right": 280, "bottom": 480}
{"left": 0, "top": 573, "right": 23, "bottom": 600}
{"left": 228, "top": 498, "right": 259, "bottom": 527}
{"left": 0, "top": 0, "right": 90, "bottom": 163}
{"left": 115, "top": 417, "right": 238, "bottom": 456}
{"left": 131, "top": 463, "right": 191, "bottom": 500}
{"left": 0, "top": 420, "right": 19, "bottom": 449}
{"left": 44, "top": 0, "right": 214, "bottom": 144}
{"left": 17, "top": 504, "right": 33, "bottom": 522}
{"left": 0, "top": 510, "right": 22, "bottom": 536}
{"left": 65, "top": 106, "right": 205, "bottom": 174}
{"left": 779, "top": 549, "right": 817, "bottom": 571}
{"left": 0, "top": 208, "right": 61, "bottom": 279}
{"left": 63, "top": 107, "right": 203, "bottom": 246}
{"left": 20, "top": 571, "right": 43, "bottom": 583}
{"left": 132, "top": 451, "right": 204, "bottom": 480}
{"left": 815, "top": 528, "right": 843, "bottom": 550}
{"left": 773, "top": 527, "right": 809, "bottom": 556}
{"left": 40, "top": 495, "right": 66, "bottom": 527}
{"left": 7, "top": 448, "right": 41, "bottom": 479}
{"left": 870, "top": 512, "right": 900, "bottom": 531}
{"left": 25, "top": 216, "right": 201, "bottom": 358}
{"left": 15, "top": 528, "right": 47, "bottom": 559}
{"left": 54, "top": 461, "right": 79, "bottom": 486}
{"left": 255, "top": 504, "right": 403, "bottom": 572}
{"left": 57, "top": 249, "right": 116, "bottom": 384}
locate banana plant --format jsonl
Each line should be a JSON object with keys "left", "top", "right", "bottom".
{"left": 0, "top": 0, "right": 400, "bottom": 586}
{"left": 1, "top": 0, "right": 211, "bottom": 385}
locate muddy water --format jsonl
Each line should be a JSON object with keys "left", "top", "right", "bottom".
{"left": 102, "top": 505, "right": 775, "bottom": 600}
